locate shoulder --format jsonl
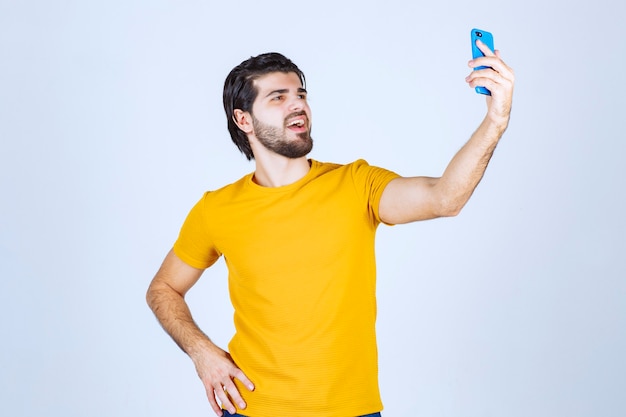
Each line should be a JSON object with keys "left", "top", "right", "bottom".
{"left": 310, "top": 158, "right": 372, "bottom": 174}
{"left": 310, "top": 159, "right": 398, "bottom": 181}
{"left": 347, "top": 159, "right": 399, "bottom": 180}
{"left": 199, "top": 172, "right": 253, "bottom": 201}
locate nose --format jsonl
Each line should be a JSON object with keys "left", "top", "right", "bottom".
{"left": 287, "top": 94, "right": 305, "bottom": 111}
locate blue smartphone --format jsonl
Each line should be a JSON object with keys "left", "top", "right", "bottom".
{"left": 470, "top": 28, "right": 495, "bottom": 95}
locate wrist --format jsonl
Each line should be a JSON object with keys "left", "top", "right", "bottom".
{"left": 484, "top": 112, "right": 509, "bottom": 135}
{"left": 486, "top": 100, "right": 512, "bottom": 131}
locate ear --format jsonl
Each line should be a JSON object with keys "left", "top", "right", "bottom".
{"left": 233, "top": 109, "right": 254, "bottom": 134}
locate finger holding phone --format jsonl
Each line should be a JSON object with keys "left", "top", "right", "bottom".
{"left": 466, "top": 29, "right": 515, "bottom": 126}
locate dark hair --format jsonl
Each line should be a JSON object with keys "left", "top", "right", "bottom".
{"left": 223, "top": 52, "right": 306, "bottom": 160}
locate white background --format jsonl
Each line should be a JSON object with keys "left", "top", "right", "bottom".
{"left": 1, "top": 1, "right": 624, "bottom": 416}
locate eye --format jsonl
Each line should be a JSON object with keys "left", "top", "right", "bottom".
{"left": 271, "top": 95, "right": 284, "bottom": 101}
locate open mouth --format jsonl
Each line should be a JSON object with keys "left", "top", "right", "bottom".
{"left": 287, "top": 119, "right": 305, "bottom": 127}
{"left": 286, "top": 116, "right": 307, "bottom": 131}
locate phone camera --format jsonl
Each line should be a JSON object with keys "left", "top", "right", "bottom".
{"left": 475, "top": 31, "right": 483, "bottom": 38}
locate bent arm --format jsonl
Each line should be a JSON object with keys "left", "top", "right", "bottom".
{"left": 379, "top": 42, "right": 514, "bottom": 224}
{"left": 146, "top": 249, "right": 254, "bottom": 416}
{"left": 146, "top": 249, "right": 212, "bottom": 355}
{"left": 380, "top": 117, "right": 505, "bottom": 224}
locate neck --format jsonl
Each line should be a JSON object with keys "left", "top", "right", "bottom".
{"left": 252, "top": 153, "right": 311, "bottom": 187}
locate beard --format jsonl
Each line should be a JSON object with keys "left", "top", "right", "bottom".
{"left": 251, "top": 112, "right": 313, "bottom": 159}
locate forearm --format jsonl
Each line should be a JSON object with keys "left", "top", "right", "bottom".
{"left": 147, "top": 268, "right": 254, "bottom": 415}
{"left": 435, "top": 115, "right": 508, "bottom": 215}
{"left": 146, "top": 281, "right": 217, "bottom": 358}
{"left": 431, "top": 41, "right": 516, "bottom": 215}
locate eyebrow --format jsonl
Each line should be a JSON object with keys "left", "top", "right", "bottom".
{"left": 265, "top": 87, "right": 307, "bottom": 98}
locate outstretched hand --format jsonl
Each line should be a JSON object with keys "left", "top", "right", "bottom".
{"left": 191, "top": 344, "right": 255, "bottom": 416}
{"left": 466, "top": 39, "right": 515, "bottom": 127}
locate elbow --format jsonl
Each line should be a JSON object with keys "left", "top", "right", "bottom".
{"left": 437, "top": 206, "right": 462, "bottom": 218}
{"left": 436, "top": 197, "right": 467, "bottom": 218}
{"left": 146, "top": 284, "right": 155, "bottom": 310}
{"left": 435, "top": 186, "right": 475, "bottom": 217}
{"left": 443, "top": 208, "right": 462, "bottom": 218}
{"left": 146, "top": 280, "right": 162, "bottom": 311}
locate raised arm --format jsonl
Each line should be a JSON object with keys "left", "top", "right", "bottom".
{"left": 146, "top": 249, "right": 254, "bottom": 416}
{"left": 379, "top": 40, "right": 514, "bottom": 224}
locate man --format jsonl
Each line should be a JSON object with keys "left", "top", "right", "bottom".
{"left": 147, "top": 43, "right": 514, "bottom": 417}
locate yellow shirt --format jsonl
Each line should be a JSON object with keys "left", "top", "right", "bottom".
{"left": 174, "top": 159, "right": 399, "bottom": 416}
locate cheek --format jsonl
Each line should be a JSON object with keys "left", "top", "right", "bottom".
{"left": 253, "top": 109, "right": 281, "bottom": 126}
{"left": 301, "top": 103, "right": 311, "bottom": 117}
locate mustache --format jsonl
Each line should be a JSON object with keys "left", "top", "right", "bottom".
{"left": 284, "top": 111, "right": 308, "bottom": 124}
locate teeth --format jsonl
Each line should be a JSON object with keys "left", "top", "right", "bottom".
{"left": 288, "top": 119, "right": 304, "bottom": 127}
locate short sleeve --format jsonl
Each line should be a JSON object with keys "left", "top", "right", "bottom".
{"left": 349, "top": 159, "right": 400, "bottom": 224}
{"left": 172, "top": 192, "right": 222, "bottom": 269}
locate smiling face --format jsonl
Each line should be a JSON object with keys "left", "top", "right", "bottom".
{"left": 248, "top": 72, "right": 313, "bottom": 158}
